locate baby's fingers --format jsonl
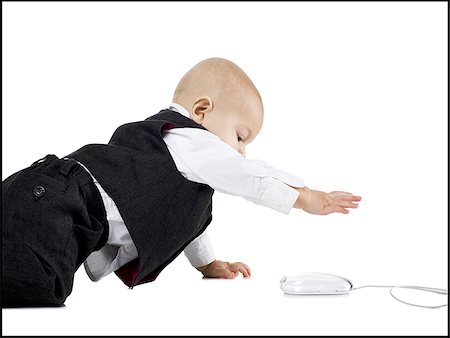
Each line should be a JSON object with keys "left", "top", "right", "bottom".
{"left": 212, "top": 267, "right": 234, "bottom": 279}
{"left": 325, "top": 205, "right": 350, "bottom": 215}
{"left": 330, "top": 191, "right": 362, "bottom": 202}
{"left": 336, "top": 200, "right": 359, "bottom": 209}
{"left": 228, "top": 262, "right": 251, "bottom": 278}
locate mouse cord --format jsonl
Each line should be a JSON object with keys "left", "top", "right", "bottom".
{"left": 351, "top": 285, "right": 448, "bottom": 309}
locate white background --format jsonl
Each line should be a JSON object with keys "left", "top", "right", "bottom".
{"left": 2, "top": 1, "right": 448, "bottom": 336}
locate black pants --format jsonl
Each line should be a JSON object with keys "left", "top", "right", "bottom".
{"left": 2, "top": 154, "right": 109, "bottom": 308}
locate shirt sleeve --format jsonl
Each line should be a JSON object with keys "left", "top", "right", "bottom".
{"left": 163, "top": 127, "right": 304, "bottom": 214}
{"left": 183, "top": 231, "right": 215, "bottom": 268}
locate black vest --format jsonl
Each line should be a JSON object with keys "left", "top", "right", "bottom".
{"left": 67, "top": 110, "right": 214, "bottom": 287}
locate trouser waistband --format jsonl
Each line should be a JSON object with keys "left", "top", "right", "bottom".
{"left": 32, "top": 154, "right": 109, "bottom": 250}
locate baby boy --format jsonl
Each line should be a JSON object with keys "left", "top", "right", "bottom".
{"left": 1, "top": 57, "right": 361, "bottom": 308}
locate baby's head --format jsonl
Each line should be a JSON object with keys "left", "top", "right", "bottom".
{"left": 173, "top": 57, "right": 264, "bottom": 156}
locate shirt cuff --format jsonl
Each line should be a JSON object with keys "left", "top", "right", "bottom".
{"left": 183, "top": 231, "right": 215, "bottom": 268}
{"left": 259, "top": 177, "right": 300, "bottom": 214}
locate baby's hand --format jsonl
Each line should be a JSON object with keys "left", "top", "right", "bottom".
{"left": 197, "top": 260, "right": 251, "bottom": 279}
{"left": 293, "top": 187, "right": 361, "bottom": 215}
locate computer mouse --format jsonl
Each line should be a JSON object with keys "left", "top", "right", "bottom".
{"left": 280, "top": 272, "right": 353, "bottom": 295}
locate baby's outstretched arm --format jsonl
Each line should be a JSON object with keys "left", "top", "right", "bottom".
{"left": 292, "top": 186, "right": 361, "bottom": 215}
{"left": 196, "top": 260, "right": 251, "bottom": 279}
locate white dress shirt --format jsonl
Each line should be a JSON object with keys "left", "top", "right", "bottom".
{"left": 83, "top": 103, "right": 304, "bottom": 281}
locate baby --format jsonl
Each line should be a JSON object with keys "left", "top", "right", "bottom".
{"left": 1, "top": 57, "right": 361, "bottom": 308}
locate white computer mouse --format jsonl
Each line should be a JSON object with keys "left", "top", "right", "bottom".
{"left": 280, "top": 272, "right": 353, "bottom": 295}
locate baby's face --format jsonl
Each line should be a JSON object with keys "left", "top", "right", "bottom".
{"left": 201, "top": 92, "right": 263, "bottom": 156}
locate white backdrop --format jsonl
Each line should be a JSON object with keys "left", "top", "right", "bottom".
{"left": 2, "top": 1, "right": 448, "bottom": 336}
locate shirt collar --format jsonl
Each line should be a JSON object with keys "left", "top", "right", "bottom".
{"left": 169, "top": 102, "right": 191, "bottom": 119}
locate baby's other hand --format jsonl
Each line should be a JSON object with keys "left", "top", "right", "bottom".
{"left": 197, "top": 260, "right": 251, "bottom": 279}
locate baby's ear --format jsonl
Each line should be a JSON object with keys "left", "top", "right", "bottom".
{"left": 191, "top": 96, "right": 213, "bottom": 124}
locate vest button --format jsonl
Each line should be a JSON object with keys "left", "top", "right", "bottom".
{"left": 33, "top": 186, "right": 45, "bottom": 198}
